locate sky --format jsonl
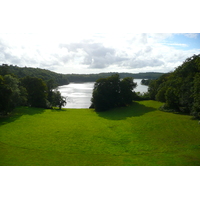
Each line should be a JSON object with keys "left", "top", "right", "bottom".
{"left": 0, "top": 0, "right": 199, "bottom": 74}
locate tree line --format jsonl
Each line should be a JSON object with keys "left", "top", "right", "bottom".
{"left": 0, "top": 64, "right": 164, "bottom": 84}
{"left": 61, "top": 72, "right": 164, "bottom": 82}
{"left": 0, "top": 64, "right": 69, "bottom": 86}
{"left": 0, "top": 74, "right": 66, "bottom": 115}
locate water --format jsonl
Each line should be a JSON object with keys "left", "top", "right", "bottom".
{"left": 57, "top": 79, "right": 148, "bottom": 108}
{"left": 134, "top": 79, "right": 149, "bottom": 93}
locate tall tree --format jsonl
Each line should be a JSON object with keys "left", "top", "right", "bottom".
{"left": 52, "top": 90, "right": 67, "bottom": 109}
{"left": 91, "top": 74, "right": 137, "bottom": 111}
{"left": 120, "top": 77, "right": 137, "bottom": 106}
{"left": 0, "top": 75, "right": 12, "bottom": 115}
{"left": 91, "top": 74, "right": 121, "bottom": 111}
{"left": 0, "top": 74, "right": 26, "bottom": 115}
{"left": 21, "top": 76, "right": 48, "bottom": 108}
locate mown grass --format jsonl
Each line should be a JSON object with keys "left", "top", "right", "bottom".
{"left": 1, "top": 100, "right": 200, "bottom": 166}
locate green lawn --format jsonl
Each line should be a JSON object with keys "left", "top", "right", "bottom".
{"left": 1, "top": 100, "right": 200, "bottom": 166}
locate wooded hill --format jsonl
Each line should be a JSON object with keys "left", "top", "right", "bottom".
{"left": 0, "top": 64, "right": 164, "bottom": 85}
{"left": 148, "top": 54, "right": 200, "bottom": 119}
{"left": 65, "top": 72, "right": 165, "bottom": 82}
{"left": 0, "top": 64, "right": 69, "bottom": 86}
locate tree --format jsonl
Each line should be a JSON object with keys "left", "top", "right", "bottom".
{"left": 165, "top": 87, "right": 180, "bottom": 110}
{"left": 0, "top": 64, "right": 10, "bottom": 76}
{"left": 52, "top": 90, "right": 66, "bottom": 109}
{"left": 148, "top": 73, "right": 171, "bottom": 100}
{"left": 120, "top": 77, "right": 137, "bottom": 106}
{"left": 191, "top": 73, "right": 200, "bottom": 118}
{"left": 21, "top": 76, "right": 48, "bottom": 108}
{"left": 155, "top": 85, "right": 167, "bottom": 102}
{"left": 149, "top": 54, "right": 200, "bottom": 117}
{"left": 0, "top": 74, "right": 27, "bottom": 115}
{"left": 91, "top": 74, "right": 137, "bottom": 111}
{"left": 4, "top": 75, "right": 21, "bottom": 108}
{"left": 0, "top": 75, "right": 12, "bottom": 115}
{"left": 91, "top": 74, "right": 121, "bottom": 111}
{"left": 148, "top": 79, "right": 158, "bottom": 100}
{"left": 46, "top": 79, "right": 57, "bottom": 104}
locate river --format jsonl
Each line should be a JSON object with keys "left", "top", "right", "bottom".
{"left": 57, "top": 79, "right": 148, "bottom": 108}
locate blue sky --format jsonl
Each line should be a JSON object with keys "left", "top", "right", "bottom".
{"left": 163, "top": 34, "right": 200, "bottom": 50}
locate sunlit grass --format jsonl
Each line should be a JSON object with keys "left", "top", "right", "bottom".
{"left": 1, "top": 101, "right": 200, "bottom": 166}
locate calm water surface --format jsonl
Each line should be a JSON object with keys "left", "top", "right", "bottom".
{"left": 57, "top": 79, "right": 148, "bottom": 108}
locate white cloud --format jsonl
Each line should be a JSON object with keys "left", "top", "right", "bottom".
{"left": 0, "top": 0, "right": 199, "bottom": 76}
{"left": 183, "top": 33, "right": 199, "bottom": 38}
{"left": 0, "top": 33, "right": 199, "bottom": 74}
{"left": 163, "top": 43, "right": 188, "bottom": 47}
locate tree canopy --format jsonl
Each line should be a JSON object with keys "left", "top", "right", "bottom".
{"left": 148, "top": 54, "right": 200, "bottom": 118}
{"left": 0, "top": 74, "right": 67, "bottom": 115}
{"left": 0, "top": 64, "right": 69, "bottom": 86}
{"left": 90, "top": 74, "right": 137, "bottom": 111}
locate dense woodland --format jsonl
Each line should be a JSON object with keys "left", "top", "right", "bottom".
{"left": 0, "top": 72, "right": 66, "bottom": 115}
{"left": 147, "top": 54, "right": 200, "bottom": 119}
{"left": 0, "top": 64, "right": 69, "bottom": 86}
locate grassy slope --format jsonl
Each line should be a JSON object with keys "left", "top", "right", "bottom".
{"left": 0, "top": 101, "right": 200, "bottom": 166}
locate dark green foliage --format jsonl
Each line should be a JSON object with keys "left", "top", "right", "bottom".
{"left": 0, "top": 66, "right": 68, "bottom": 113}
{"left": 91, "top": 74, "right": 120, "bottom": 111}
{"left": 148, "top": 73, "right": 171, "bottom": 100}
{"left": 191, "top": 73, "right": 200, "bottom": 118}
{"left": 46, "top": 79, "right": 57, "bottom": 104}
{"left": 141, "top": 79, "right": 152, "bottom": 86}
{"left": 51, "top": 90, "right": 66, "bottom": 109}
{"left": 133, "top": 92, "right": 151, "bottom": 101}
{"left": 165, "top": 87, "right": 180, "bottom": 110}
{"left": 91, "top": 74, "right": 137, "bottom": 111}
{"left": 0, "top": 74, "right": 27, "bottom": 115}
{"left": 0, "top": 64, "right": 164, "bottom": 84}
{"left": 0, "top": 64, "right": 10, "bottom": 76}
{"left": 20, "top": 76, "right": 48, "bottom": 108}
{"left": 120, "top": 77, "right": 137, "bottom": 106}
{"left": 148, "top": 54, "right": 200, "bottom": 118}
{"left": 66, "top": 72, "right": 164, "bottom": 82}
{"left": 3, "top": 75, "right": 21, "bottom": 108}
{"left": 0, "top": 75, "right": 12, "bottom": 115}
{"left": 0, "top": 64, "right": 69, "bottom": 86}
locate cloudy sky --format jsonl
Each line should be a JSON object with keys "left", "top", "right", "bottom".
{"left": 0, "top": 0, "right": 199, "bottom": 74}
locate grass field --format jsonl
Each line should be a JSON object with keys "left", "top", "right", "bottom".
{"left": 0, "top": 100, "right": 200, "bottom": 166}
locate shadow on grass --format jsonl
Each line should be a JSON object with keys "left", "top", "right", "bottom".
{"left": 0, "top": 107, "right": 45, "bottom": 126}
{"left": 97, "top": 102, "right": 156, "bottom": 120}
